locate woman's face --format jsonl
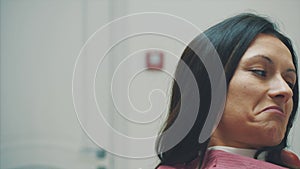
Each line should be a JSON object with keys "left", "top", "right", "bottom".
{"left": 210, "top": 34, "right": 297, "bottom": 149}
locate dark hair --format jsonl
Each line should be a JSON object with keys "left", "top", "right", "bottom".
{"left": 155, "top": 13, "right": 299, "bottom": 168}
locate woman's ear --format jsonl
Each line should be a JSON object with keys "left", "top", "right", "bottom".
{"left": 281, "top": 149, "right": 300, "bottom": 169}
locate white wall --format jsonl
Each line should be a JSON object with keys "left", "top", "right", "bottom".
{"left": 0, "top": 0, "right": 112, "bottom": 169}
{"left": 1, "top": 0, "right": 299, "bottom": 169}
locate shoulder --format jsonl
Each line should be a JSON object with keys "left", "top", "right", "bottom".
{"left": 156, "top": 158, "right": 199, "bottom": 169}
{"left": 156, "top": 166, "right": 177, "bottom": 169}
{"left": 156, "top": 163, "right": 197, "bottom": 169}
{"left": 202, "top": 150, "right": 288, "bottom": 169}
{"left": 156, "top": 166, "right": 173, "bottom": 169}
{"left": 281, "top": 149, "right": 300, "bottom": 168}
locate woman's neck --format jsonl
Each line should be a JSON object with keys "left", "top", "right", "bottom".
{"left": 208, "top": 145, "right": 266, "bottom": 160}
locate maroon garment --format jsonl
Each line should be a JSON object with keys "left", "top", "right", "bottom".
{"left": 157, "top": 150, "right": 288, "bottom": 169}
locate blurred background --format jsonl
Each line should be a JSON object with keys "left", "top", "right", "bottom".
{"left": 1, "top": 0, "right": 300, "bottom": 169}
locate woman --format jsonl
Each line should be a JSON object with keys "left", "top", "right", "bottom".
{"left": 155, "top": 13, "right": 300, "bottom": 169}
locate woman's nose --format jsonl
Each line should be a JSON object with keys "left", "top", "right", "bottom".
{"left": 268, "top": 76, "right": 293, "bottom": 104}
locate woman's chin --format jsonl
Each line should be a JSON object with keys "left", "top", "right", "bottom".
{"left": 261, "top": 132, "right": 284, "bottom": 147}
{"left": 252, "top": 129, "right": 285, "bottom": 147}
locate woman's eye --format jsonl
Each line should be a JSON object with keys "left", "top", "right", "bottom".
{"left": 250, "top": 69, "right": 267, "bottom": 77}
{"left": 286, "top": 81, "right": 295, "bottom": 89}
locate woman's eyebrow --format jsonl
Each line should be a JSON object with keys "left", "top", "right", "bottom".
{"left": 249, "top": 55, "right": 296, "bottom": 73}
{"left": 245, "top": 55, "right": 273, "bottom": 65}
{"left": 254, "top": 55, "right": 273, "bottom": 64}
{"left": 286, "top": 68, "right": 297, "bottom": 75}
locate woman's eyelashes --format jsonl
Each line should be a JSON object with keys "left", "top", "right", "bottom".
{"left": 284, "top": 74, "right": 297, "bottom": 90}
{"left": 250, "top": 69, "right": 267, "bottom": 77}
{"left": 249, "top": 68, "right": 296, "bottom": 89}
{"left": 287, "top": 82, "right": 295, "bottom": 89}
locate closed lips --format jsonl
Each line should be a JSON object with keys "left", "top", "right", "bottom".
{"left": 262, "top": 106, "right": 285, "bottom": 116}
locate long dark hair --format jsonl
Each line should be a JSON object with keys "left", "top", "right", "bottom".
{"left": 155, "top": 13, "right": 299, "bottom": 168}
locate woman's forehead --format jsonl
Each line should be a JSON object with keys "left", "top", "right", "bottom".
{"left": 240, "top": 34, "right": 294, "bottom": 66}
